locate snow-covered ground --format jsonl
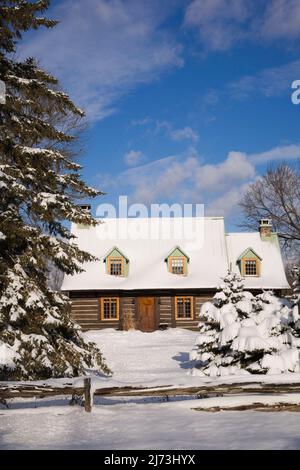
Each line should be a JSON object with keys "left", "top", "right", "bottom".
{"left": 1, "top": 401, "right": 300, "bottom": 450}
{"left": 1, "top": 328, "right": 300, "bottom": 450}
{"left": 85, "top": 329, "right": 300, "bottom": 388}
{"left": 86, "top": 328, "right": 198, "bottom": 386}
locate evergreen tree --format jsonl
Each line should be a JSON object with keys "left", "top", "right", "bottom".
{"left": 291, "top": 266, "right": 300, "bottom": 338}
{"left": 190, "top": 271, "right": 300, "bottom": 376}
{"left": 0, "top": 0, "right": 110, "bottom": 379}
{"left": 291, "top": 267, "right": 300, "bottom": 305}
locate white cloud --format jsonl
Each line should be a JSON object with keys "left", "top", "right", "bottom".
{"left": 206, "top": 183, "right": 250, "bottom": 217}
{"left": 184, "top": 0, "right": 252, "bottom": 51}
{"left": 156, "top": 121, "right": 199, "bottom": 142}
{"left": 198, "top": 58, "right": 300, "bottom": 108}
{"left": 184, "top": 0, "right": 300, "bottom": 51}
{"left": 19, "top": 0, "right": 183, "bottom": 121}
{"left": 97, "top": 148, "right": 255, "bottom": 217}
{"left": 257, "top": 0, "right": 300, "bottom": 41}
{"left": 169, "top": 126, "right": 199, "bottom": 142}
{"left": 249, "top": 144, "right": 300, "bottom": 164}
{"left": 97, "top": 142, "right": 300, "bottom": 219}
{"left": 194, "top": 151, "right": 255, "bottom": 192}
{"left": 131, "top": 117, "right": 152, "bottom": 126}
{"left": 124, "top": 150, "right": 146, "bottom": 167}
{"left": 125, "top": 150, "right": 254, "bottom": 214}
{"left": 229, "top": 59, "right": 300, "bottom": 100}
{"left": 119, "top": 154, "right": 192, "bottom": 203}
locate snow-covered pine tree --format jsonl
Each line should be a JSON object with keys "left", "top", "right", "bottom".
{"left": 0, "top": 0, "right": 110, "bottom": 380}
{"left": 291, "top": 266, "right": 300, "bottom": 339}
{"left": 190, "top": 271, "right": 300, "bottom": 376}
{"left": 190, "top": 271, "right": 255, "bottom": 376}
{"left": 250, "top": 290, "right": 300, "bottom": 373}
{"left": 291, "top": 267, "right": 300, "bottom": 306}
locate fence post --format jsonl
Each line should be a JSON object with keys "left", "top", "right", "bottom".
{"left": 84, "top": 377, "right": 92, "bottom": 413}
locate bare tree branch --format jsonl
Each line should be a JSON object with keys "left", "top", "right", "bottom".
{"left": 239, "top": 163, "right": 300, "bottom": 260}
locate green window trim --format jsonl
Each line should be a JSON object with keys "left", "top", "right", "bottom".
{"left": 103, "top": 247, "right": 129, "bottom": 277}
{"left": 165, "top": 246, "right": 189, "bottom": 276}
{"left": 237, "top": 247, "right": 262, "bottom": 278}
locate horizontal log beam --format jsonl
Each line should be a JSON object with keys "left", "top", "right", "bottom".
{"left": 1, "top": 382, "right": 300, "bottom": 401}
{"left": 192, "top": 403, "right": 300, "bottom": 412}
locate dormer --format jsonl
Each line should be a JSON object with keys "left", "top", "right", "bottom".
{"left": 104, "top": 247, "right": 129, "bottom": 277}
{"left": 237, "top": 247, "right": 262, "bottom": 277}
{"left": 165, "top": 246, "right": 189, "bottom": 276}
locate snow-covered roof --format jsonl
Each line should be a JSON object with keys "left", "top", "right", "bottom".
{"left": 61, "top": 217, "right": 289, "bottom": 292}
{"left": 62, "top": 217, "right": 228, "bottom": 291}
{"left": 226, "top": 232, "right": 289, "bottom": 290}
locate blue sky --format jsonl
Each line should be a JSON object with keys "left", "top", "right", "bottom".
{"left": 19, "top": 0, "right": 300, "bottom": 229}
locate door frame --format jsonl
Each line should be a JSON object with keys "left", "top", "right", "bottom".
{"left": 135, "top": 296, "right": 158, "bottom": 331}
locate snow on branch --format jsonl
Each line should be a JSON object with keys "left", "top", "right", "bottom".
{"left": 190, "top": 271, "right": 300, "bottom": 376}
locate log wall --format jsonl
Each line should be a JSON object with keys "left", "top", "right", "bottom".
{"left": 71, "top": 298, "right": 120, "bottom": 331}
{"left": 70, "top": 293, "right": 213, "bottom": 331}
{"left": 158, "top": 296, "right": 173, "bottom": 328}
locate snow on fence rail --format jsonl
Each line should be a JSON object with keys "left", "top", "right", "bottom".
{"left": 1, "top": 379, "right": 300, "bottom": 412}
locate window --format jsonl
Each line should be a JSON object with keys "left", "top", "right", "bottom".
{"left": 100, "top": 298, "right": 120, "bottom": 320}
{"left": 169, "top": 257, "right": 187, "bottom": 275}
{"left": 105, "top": 248, "right": 128, "bottom": 276}
{"left": 109, "top": 257, "right": 124, "bottom": 276}
{"left": 238, "top": 248, "right": 261, "bottom": 277}
{"left": 175, "top": 297, "right": 193, "bottom": 320}
{"left": 165, "top": 247, "right": 189, "bottom": 275}
{"left": 243, "top": 259, "right": 259, "bottom": 276}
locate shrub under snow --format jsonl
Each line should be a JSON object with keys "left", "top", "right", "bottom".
{"left": 190, "top": 272, "right": 300, "bottom": 376}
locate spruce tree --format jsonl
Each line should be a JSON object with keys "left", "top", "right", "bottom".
{"left": 0, "top": 0, "right": 110, "bottom": 380}
{"left": 291, "top": 267, "right": 300, "bottom": 306}
{"left": 291, "top": 267, "right": 300, "bottom": 338}
{"left": 190, "top": 271, "right": 300, "bottom": 376}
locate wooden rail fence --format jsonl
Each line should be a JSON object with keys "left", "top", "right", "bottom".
{"left": 1, "top": 380, "right": 300, "bottom": 412}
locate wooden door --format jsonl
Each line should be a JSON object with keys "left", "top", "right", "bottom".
{"left": 137, "top": 297, "right": 156, "bottom": 332}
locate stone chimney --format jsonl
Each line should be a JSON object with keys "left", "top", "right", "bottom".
{"left": 259, "top": 219, "right": 272, "bottom": 238}
{"left": 79, "top": 204, "right": 91, "bottom": 214}
{"left": 77, "top": 204, "right": 92, "bottom": 229}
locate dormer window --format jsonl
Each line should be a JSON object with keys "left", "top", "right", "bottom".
{"left": 104, "top": 247, "right": 129, "bottom": 277}
{"left": 244, "top": 259, "right": 258, "bottom": 276}
{"left": 170, "top": 257, "right": 186, "bottom": 275}
{"left": 109, "top": 257, "right": 124, "bottom": 276}
{"left": 165, "top": 247, "right": 189, "bottom": 276}
{"left": 237, "top": 247, "right": 262, "bottom": 277}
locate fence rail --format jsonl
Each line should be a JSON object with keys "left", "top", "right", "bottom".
{"left": 1, "top": 380, "right": 300, "bottom": 412}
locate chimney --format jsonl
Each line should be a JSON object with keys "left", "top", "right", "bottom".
{"left": 79, "top": 204, "right": 91, "bottom": 214}
{"left": 76, "top": 204, "right": 92, "bottom": 229}
{"left": 259, "top": 219, "right": 272, "bottom": 238}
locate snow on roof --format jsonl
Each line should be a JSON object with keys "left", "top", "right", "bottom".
{"left": 62, "top": 217, "right": 228, "bottom": 291}
{"left": 226, "top": 232, "right": 289, "bottom": 290}
{"left": 61, "top": 217, "right": 289, "bottom": 292}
